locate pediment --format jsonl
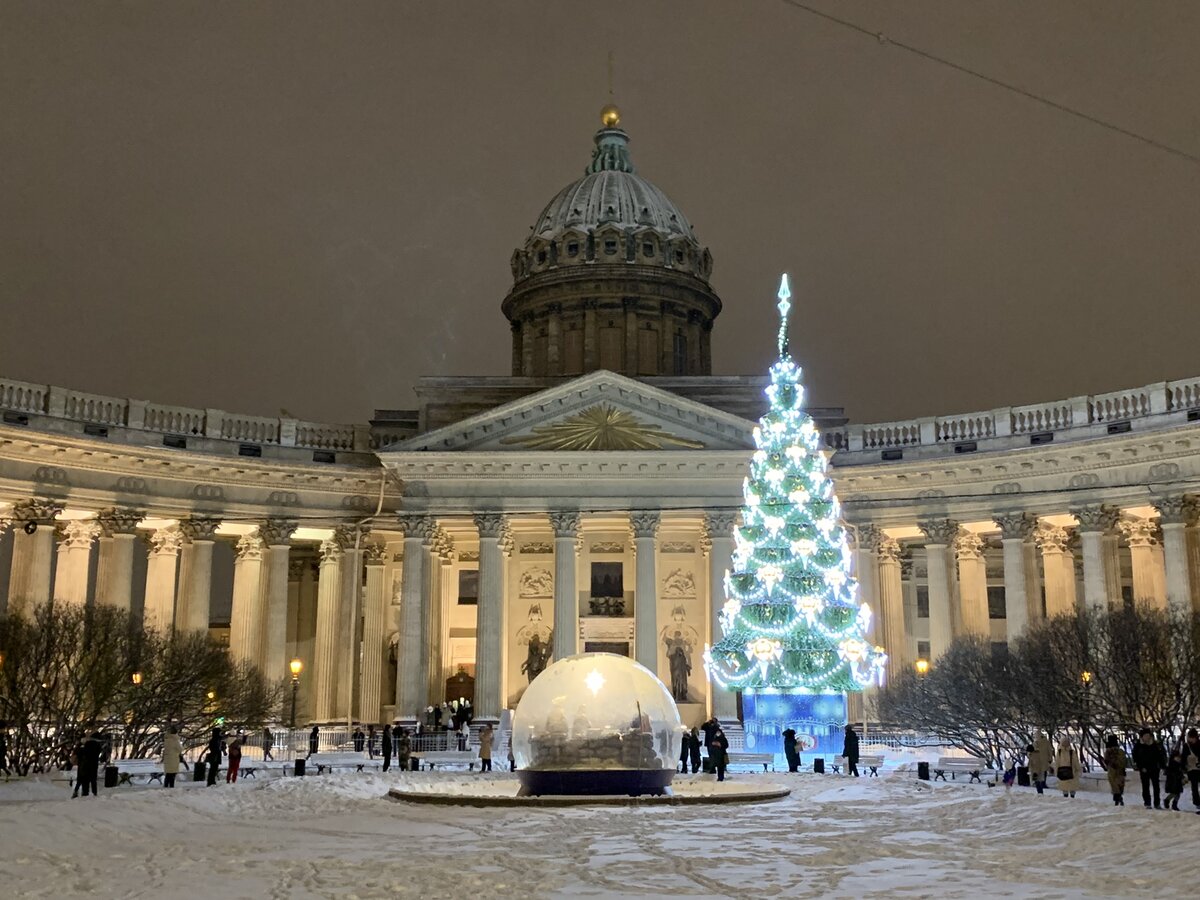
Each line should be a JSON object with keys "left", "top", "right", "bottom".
{"left": 390, "top": 371, "right": 755, "bottom": 453}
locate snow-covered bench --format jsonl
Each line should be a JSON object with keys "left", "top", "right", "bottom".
{"left": 412, "top": 750, "right": 479, "bottom": 770}
{"left": 933, "top": 756, "right": 991, "bottom": 783}
{"left": 726, "top": 752, "right": 774, "bottom": 772}
{"left": 831, "top": 754, "right": 884, "bottom": 776}
{"left": 113, "top": 759, "right": 166, "bottom": 785}
{"left": 306, "top": 752, "right": 382, "bottom": 774}
{"left": 239, "top": 760, "right": 293, "bottom": 779}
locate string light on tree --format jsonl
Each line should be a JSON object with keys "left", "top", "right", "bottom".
{"left": 703, "top": 274, "right": 887, "bottom": 693}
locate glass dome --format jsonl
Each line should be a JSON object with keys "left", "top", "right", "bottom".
{"left": 511, "top": 653, "right": 684, "bottom": 793}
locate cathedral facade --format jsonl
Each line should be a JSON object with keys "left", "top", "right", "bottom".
{"left": 1, "top": 108, "right": 1198, "bottom": 727}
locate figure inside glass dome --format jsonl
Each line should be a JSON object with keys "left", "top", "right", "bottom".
{"left": 572, "top": 706, "right": 591, "bottom": 739}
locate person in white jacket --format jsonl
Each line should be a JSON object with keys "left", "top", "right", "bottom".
{"left": 1054, "top": 739, "right": 1081, "bottom": 798}
{"left": 162, "top": 726, "right": 183, "bottom": 788}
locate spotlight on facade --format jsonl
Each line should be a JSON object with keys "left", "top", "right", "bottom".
{"left": 23, "top": 520, "right": 37, "bottom": 535}
{"left": 915, "top": 659, "right": 930, "bottom": 676}
{"left": 1081, "top": 670, "right": 1093, "bottom": 684}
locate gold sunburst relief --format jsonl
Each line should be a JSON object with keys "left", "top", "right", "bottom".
{"left": 501, "top": 404, "right": 706, "bottom": 451}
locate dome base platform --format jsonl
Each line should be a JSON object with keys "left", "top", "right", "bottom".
{"left": 387, "top": 775, "right": 790, "bottom": 807}
{"left": 517, "top": 767, "right": 674, "bottom": 797}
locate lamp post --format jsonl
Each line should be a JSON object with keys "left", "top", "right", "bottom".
{"left": 131, "top": 671, "right": 143, "bottom": 686}
{"left": 915, "top": 659, "right": 930, "bottom": 677}
{"left": 289, "top": 658, "right": 303, "bottom": 728}
{"left": 1080, "top": 670, "right": 1093, "bottom": 771}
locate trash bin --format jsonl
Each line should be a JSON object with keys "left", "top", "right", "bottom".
{"left": 1017, "top": 765, "right": 1030, "bottom": 787}
{"left": 294, "top": 758, "right": 306, "bottom": 777}
{"left": 702, "top": 757, "right": 715, "bottom": 774}
{"left": 917, "top": 761, "right": 931, "bottom": 781}
{"left": 193, "top": 760, "right": 207, "bottom": 782}
{"left": 410, "top": 757, "right": 419, "bottom": 772}
{"left": 813, "top": 757, "right": 825, "bottom": 774}
{"left": 104, "top": 765, "right": 119, "bottom": 788}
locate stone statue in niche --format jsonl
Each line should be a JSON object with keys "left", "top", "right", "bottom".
{"left": 516, "top": 602, "right": 554, "bottom": 684}
{"left": 660, "top": 605, "right": 699, "bottom": 703}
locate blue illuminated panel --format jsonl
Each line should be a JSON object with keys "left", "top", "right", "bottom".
{"left": 740, "top": 691, "right": 847, "bottom": 759}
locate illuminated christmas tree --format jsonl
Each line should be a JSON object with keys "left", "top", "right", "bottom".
{"left": 704, "top": 275, "right": 886, "bottom": 695}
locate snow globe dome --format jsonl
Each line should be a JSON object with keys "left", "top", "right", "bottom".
{"left": 511, "top": 652, "right": 685, "bottom": 796}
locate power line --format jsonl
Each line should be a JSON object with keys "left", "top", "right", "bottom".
{"left": 779, "top": 0, "right": 1200, "bottom": 166}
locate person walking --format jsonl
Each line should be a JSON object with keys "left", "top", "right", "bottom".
{"left": 225, "top": 736, "right": 243, "bottom": 783}
{"left": 308, "top": 725, "right": 320, "bottom": 757}
{"left": 397, "top": 729, "right": 411, "bottom": 772}
{"left": 783, "top": 728, "right": 800, "bottom": 773}
{"left": 1181, "top": 728, "right": 1200, "bottom": 810}
{"left": 679, "top": 729, "right": 692, "bottom": 774}
{"left": 1133, "top": 728, "right": 1165, "bottom": 809}
{"left": 352, "top": 727, "right": 365, "bottom": 753}
{"left": 262, "top": 727, "right": 274, "bottom": 762}
{"left": 0, "top": 722, "right": 10, "bottom": 779}
{"left": 382, "top": 724, "right": 393, "bottom": 773}
{"left": 1164, "top": 750, "right": 1185, "bottom": 811}
{"left": 711, "top": 727, "right": 730, "bottom": 782}
{"left": 688, "top": 727, "right": 702, "bottom": 775}
{"left": 478, "top": 724, "right": 494, "bottom": 772}
{"left": 1102, "top": 734, "right": 1127, "bottom": 806}
{"left": 458, "top": 720, "right": 470, "bottom": 752}
{"left": 77, "top": 730, "right": 104, "bottom": 798}
{"left": 1028, "top": 732, "right": 1052, "bottom": 795}
{"left": 162, "top": 726, "right": 183, "bottom": 789}
{"left": 206, "top": 727, "right": 223, "bottom": 786}
{"left": 1054, "top": 739, "right": 1081, "bottom": 798}
{"left": 843, "top": 725, "right": 860, "bottom": 777}
{"left": 368, "top": 725, "right": 377, "bottom": 759}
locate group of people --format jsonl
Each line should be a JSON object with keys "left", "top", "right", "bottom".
{"left": 1024, "top": 727, "right": 1200, "bottom": 812}
{"left": 678, "top": 718, "right": 730, "bottom": 781}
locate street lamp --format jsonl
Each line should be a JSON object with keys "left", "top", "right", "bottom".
{"left": 1080, "top": 670, "right": 1093, "bottom": 771}
{"left": 915, "top": 659, "right": 929, "bottom": 676}
{"left": 131, "top": 671, "right": 143, "bottom": 686}
{"left": 289, "top": 658, "right": 303, "bottom": 728}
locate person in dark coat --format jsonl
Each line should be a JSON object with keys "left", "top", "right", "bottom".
{"left": 77, "top": 730, "right": 105, "bottom": 797}
{"left": 679, "top": 730, "right": 691, "bottom": 773}
{"left": 1132, "top": 728, "right": 1165, "bottom": 809}
{"left": 783, "top": 728, "right": 800, "bottom": 773}
{"left": 1181, "top": 728, "right": 1200, "bottom": 809}
{"left": 0, "top": 722, "right": 9, "bottom": 778}
{"left": 710, "top": 727, "right": 730, "bottom": 782}
{"left": 225, "top": 736, "right": 243, "bottom": 783}
{"left": 688, "top": 727, "right": 702, "bottom": 774}
{"left": 396, "top": 730, "right": 411, "bottom": 771}
{"left": 262, "top": 727, "right": 274, "bottom": 761}
{"left": 1164, "top": 751, "right": 1185, "bottom": 811}
{"left": 352, "top": 727, "right": 365, "bottom": 753}
{"left": 308, "top": 725, "right": 320, "bottom": 756}
{"left": 382, "top": 724, "right": 393, "bottom": 773}
{"left": 206, "top": 727, "right": 223, "bottom": 786}
{"left": 843, "top": 725, "right": 861, "bottom": 777}
{"left": 701, "top": 717, "right": 718, "bottom": 752}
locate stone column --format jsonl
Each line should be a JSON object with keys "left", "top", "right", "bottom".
{"left": 1035, "top": 525, "right": 1075, "bottom": 617}
{"left": 312, "top": 536, "right": 343, "bottom": 723}
{"left": 1122, "top": 518, "right": 1164, "bottom": 609}
{"left": 994, "top": 512, "right": 1036, "bottom": 641}
{"left": 424, "top": 529, "right": 448, "bottom": 705}
{"left": 474, "top": 512, "right": 507, "bottom": 720}
{"left": 851, "top": 525, "right": 882, "bottom": 643}
{"left": 340, "top": 527, "right": 367, "bottom": 720}
{"left": 395, "top": 515, "right": 431, "bottom": 722}
{"left": 7, "top": 499, "right": 62, "bottom": 617}
{"left": 94, "top": 508, "right": 142, "bottom": 611}
{"left": 877, "top": 536, "right": 908, "bottom": 682}
{"left": 953, "top": 530, "right": 990, "bottom": 637}
{"left": 918, "top": 519, "right": 957, "bottom": 660}
{"left": 229, "top": 533, "right": 265, "bottom": 665}
{"left": 176, "top": 516, "right": 220, "bottom": 634}
{"left": 358, "top": 544, "right": 387, "bottom": 724}
{"left": 55, "top": 519, "right": 100, "bottom": 606}
{"left": 258, "top": 519, "right": 297, "bottom": 683}
{"left": 631, "top": 511, "right": 661, "bottom": 673}
{"left": 549, "top": 511, "right": 581, "bottom": 661}
{"left": 1187, "top": 516, "right": 1200, "bottom": 613}
{"left": 144, "top": 526, "right": 183, "bottom": 633}
{"left": 704, "top": 512, "right": 738, "bottom": 722}
{"left": 1073, "top": 505, "right": 1121, "bottom": 610}
{"left": 900, "top": 554, "right": 918, "bottom": 662}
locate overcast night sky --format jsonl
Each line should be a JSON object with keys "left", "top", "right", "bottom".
{"left": 1, "top": 1, "right": 1197, "bottom": 427}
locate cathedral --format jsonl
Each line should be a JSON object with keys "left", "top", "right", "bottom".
{"left": 1, "top": 106, "right": 1198, "bottom": 728}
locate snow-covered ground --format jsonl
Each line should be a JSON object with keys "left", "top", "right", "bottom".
{"left": 0, "top": 767, "right": 1193, "bottom": 898}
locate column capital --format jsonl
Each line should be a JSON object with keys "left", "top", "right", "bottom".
{"left": 258, "top": 518, "right": 297, "bottom": 547}
{"left": 953, "top": 529, "right": 985, "bottom": 561}
{"left": 918, "top": 517, "right": 959, "bottom": 546}
{"left": 235, "top": 532, "right": 264, "bottom": 561}
{"left": 1152, "top": 494, "right": 1199, "bottom": 526}
{"left": 95, "top": 507, "right": 144, "bottom": 536}
{"left": 1035, "top": 524, "right": 1070, "bottom": 554}
{"left": 432, "top": 527, "right": 455, "bottom": 561}
{"left": 473, "top": 512, "right": 508, "bottom": 538}
{"left": 703, "top": 511, "right": 737, "bottom": 535}
{"left": 994, "top": 511, "right": 1038, "bottom": 540}
{"left": 178, "top": 516, "right": 221, "bottom": 543}
{"left": 878, "top": 535, "right": 902, "bottom": 564}
{"left": 332, "top": 522, "right": 367, "bottom": 549}
{"left": 363, "top": 542, "right": 387, "bottom": 566}
{"left": 61, "top": 519, "right": 101, "bottom": 550}
{"left": 319, "top": 537, "right": 343, "bottom": 563}
{"left": 548, "top": 510, "right": 581, "bottom": 537}
{"left": 1119, "top": 517, "right": 1157, "bottom": 548}
{"left": 630, "top": 511, "right": 661, "bottom": 539}
{"left": 396, "top": 514, "right": 434, "bottom": 541}
{"left": 1071, "top": 504, "right": 1121, "bottom": 534}
{"left": 288, "top": 557, "right": 307, "bottom": 580}
{"left": 499, "top": 523, "right": 515, "bottom": 558}
{"left": 850, "top": 523, "right": 883, "bottom": 552}
{"left": 10, "top": 498, "right": 63, "bottom": 526}
{"left": 149, "top": 526, "right": 183, "bottom": 556}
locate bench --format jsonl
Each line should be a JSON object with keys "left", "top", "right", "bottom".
{"left": 831, "top": 754, "right": 884, "bottom": 776}
{"left": 306, "top": 752, "right": 382, "bottom": 774}
{"left": 412, "top": 750, "right": 479, "bottom": 770}
{"left": 726, "top": 752, "right": 774, "bottom": 773}
{"left": 239, "top": 760, "right": 293, "bottom": 779}
{"left": 113, "top": 760, "right": 167, "bottom": 785}
{"left": 933, "top": 756, "right": 991, "bottom": 783}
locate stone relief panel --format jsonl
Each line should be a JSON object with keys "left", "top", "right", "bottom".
{"left": 661, "top": 568, "right": 697, "bottom": 600}
{"left": 589, "top": 541, "right": 624, "bottom": 554}
{"left": 519, "top": 566, "right": 554, "bottom": 599}
{"left": 520, "top": 541, "right": 553, "bottom": 555}
{"left": 660, "top": 542, "right": 695, "bottom": 554}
